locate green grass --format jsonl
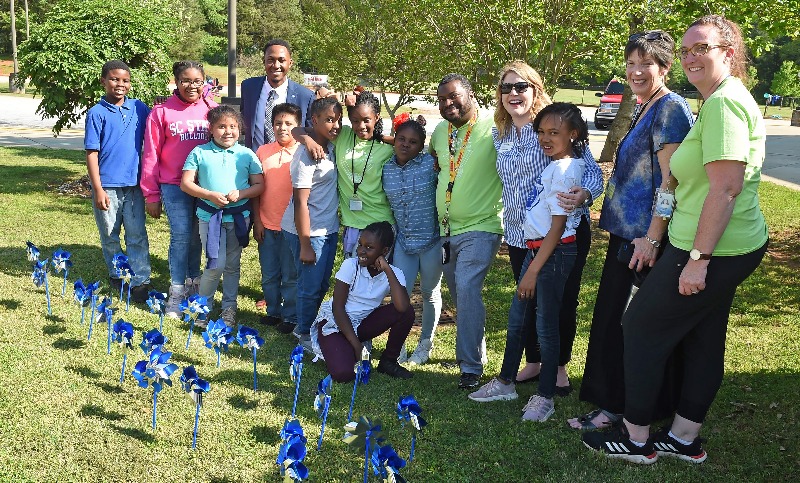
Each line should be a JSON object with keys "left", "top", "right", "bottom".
{"left": 0, "top": 146, "right": 798, "bottom": 481}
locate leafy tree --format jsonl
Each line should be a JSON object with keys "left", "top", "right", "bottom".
{"left": 771, "top": 61, "right": 800, "bottom": 97}
{"left": 16, "top": 0, "right": 178, "bottom": 135}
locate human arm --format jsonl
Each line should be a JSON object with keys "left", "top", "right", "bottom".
{"left": 292, "top": 187, "right": 316, "bottom": 264}
{"left": 252, "top": 194, "right": 265, "bottom": 243}
{"left": 140, "top": 109, "right": 164, "bottom": 217}
{"left": 227, "top": 172, "right": 264, "bottom": 202}
{"left": 374, "top": 256, "right": 410, "bottom": 312}
{"left": 517, "top": 215, "right": 568, "bottom": 299}
{"left": 291, "top": 127, "right": 326, "bottom": 160}
{"left": 85, "top": 150, "right": 110, "bottom": 211}
{"left": 331, "top": 278, "right": 362, "bottom": 358}
{"left": 556, "top": 147, "right": 603, "bottom": 209}
{"left": 180, "top": 169, "right": 229, "bottom": 208}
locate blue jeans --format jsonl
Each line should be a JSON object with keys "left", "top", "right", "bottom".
{"left": 442, "top": 231, "right": 502, "bottom": 375}
{"left": 161, "top": 184, "right": 201, "bottom": 285}
{"left": 258, "top": 228, "right": 297, "bottom": 323}
{"left": 283, "top": 230, "right": 338, "bottom": 335}
{"left": 91, "top": 186, "right": 151, "bottom": 286}
{"left": 392, "top": 241, "right": 443, "bottom": 341}
{"left": 500, "top": 243, "right": 577, "bottom": 398}
{"left": 198, "top": 219, "right": 245, "bottom": 312}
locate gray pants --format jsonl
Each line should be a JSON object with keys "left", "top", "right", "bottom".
{"left": 442, "top": 231, "right": 502, "bottom": 375}
{"left": 199, "top": 219, "right": 245, "bottom": 312}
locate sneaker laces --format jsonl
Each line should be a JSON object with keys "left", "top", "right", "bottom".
{"left": 523, "top": 394, "right": 546, "bottom": 412}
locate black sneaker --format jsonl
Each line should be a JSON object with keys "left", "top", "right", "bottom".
{"left": 275, "top": 321, "right": 296, "bottom": 334}
{"left": 377, "top": 358, "right": 413, "bottom": 379}
{"left": 129, "top": 283, "right": 153, "bottom": 303}
{"left": 582, "top": 425, "right": 658, "bottom": 464}
{"left": 651, "top": 427, "right": 707, "bottom": 463}
{"left": 260, "top": 315, "right": 283, "bottom": 326}
{"left": 458, "top": 372, "right": 481, "bottom": 389}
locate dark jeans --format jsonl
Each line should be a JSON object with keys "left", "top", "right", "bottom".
{"left": 318, "top": 304, "right": 415, "bottom": 382}
{"left": 623, "top": 241, "right": 767, "bottom": 425}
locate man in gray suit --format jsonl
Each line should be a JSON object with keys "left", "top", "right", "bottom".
{"left": 240, "top": 39, "right": 314, "bottom": 153}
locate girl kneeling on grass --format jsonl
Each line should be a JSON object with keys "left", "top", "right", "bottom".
{"left": 469, "top": 102, "right": 587, "bottom": 422}
{"left": 310, "top": 221, "right": 415, "bottom": 382}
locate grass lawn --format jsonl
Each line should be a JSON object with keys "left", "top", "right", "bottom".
{"left": 0, "top": 146, "right": 798, "bottom": 482}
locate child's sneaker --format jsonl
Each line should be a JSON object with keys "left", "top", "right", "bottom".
{"left": 651, "top": 427, "right": 707, "bottom": 463}
{"left": 582, "top": 425, "right": 658, "bottom": 464}
{"left": 220, "top": 307, "right": 237, "bottom": 328}
{"left": 408, "top": 338, "right": 433, "bottom": 365}
{"left": 185, "top": 277, "right": 201, "bottom": 297}
{"left": 468, "top": 377, "right": 518, "bottom": 402}
{"left": 165, "top": 284, "right": 185, "bottom": 319}
{"left": 521, "top": 394, "right": 555, "bottom": 422}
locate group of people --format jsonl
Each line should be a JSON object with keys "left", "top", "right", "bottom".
{"left": 84, "top": 14, "right": 768, "bottom": 465}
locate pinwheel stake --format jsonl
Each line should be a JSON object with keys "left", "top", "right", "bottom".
{"left": 180, "top": 366, "right": 210, "bottom": 449}
{"left": 343, "top": 416, "right": 384, "bottom": 483}
{"left": 113, "top": 256, "right": 134, "bottom": 311}
{"left": 202, "top": 319, "right": 233, "bottom": 367}
{"left": 51, "top": 248, "right": 72, "bottom": 296}
{"left": 91, "top": 296, "right": 112, "bottom": 343}
{"left": 236, "top": 326, "right": 265, "bottom": 391}
{"left": 74, "top": 279, "right": 99, "bottom": 325}
{"left": 397, "top": 395, "right": 427, "bottom": 462}
{"left": 290, "top": 346, "right": 304, "bottom": 418}
{"left": 180, "top": 294, "right": 210, "bottom": 349}
{"left": 314, "top": 375, "right": 333, "bottom": 451}
{"left": 31, "top": 259, "right": 51, "bottom": 315}
{"left": 132, "top": 346, "right": 178, "bottom": 430}
{"left": 146, "top": 291, "right": 167, "bottom": 332}
{"left": 371, "top": 443, "right": 407, "bottom": 482}
{"left": 348, "top": 346, "right": 371, "bottom": 423}
{"left": 277, "top": 419, "right": 309, "bottom": 482}
{"left": 111, "top": 320, "right": 134, "bottom": 382}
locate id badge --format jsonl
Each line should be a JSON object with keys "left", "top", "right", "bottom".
{"left": 441, "top": 241, "right": 451, "bottom": 265}
{"left": 653, "top": 188, "right": 675, "bottom": 219}
{"left": 349, "top": 197, "right": 363, "bottom": 211}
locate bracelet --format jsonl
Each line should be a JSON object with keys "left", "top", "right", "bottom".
{"left": 644, "top": 235, "right": 661, "bottom": 248}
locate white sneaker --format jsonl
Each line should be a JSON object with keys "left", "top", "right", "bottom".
{"left": 185, "top": 277, "right": 201, "bottom": 297}
{"left": 165, "top": 284, "right": 185, "bottom": 319}
{"left": 407, "top": 339, "right": 433, "bottom": 365}
{"left": 397, "top": 343, "right": 409, "bottom": 364}
{"left": 468, "top": 377, "right": 519, "bottom": 402}
{"left": 220, "top": 307, "right": 237, "bottom": 328}
{"left": 522, "top": 395, "right": 555, "bottom": 422}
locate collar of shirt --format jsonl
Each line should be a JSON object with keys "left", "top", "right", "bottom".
{"left": 262, "top": 78, "right": 289, "bottom": 101}
{"left": 98, "top": 97, "right": 132, "bottom": 113}
{"left": 388, "top": 152, "right": 424, "bottom": 168}
{"left": 208, "top": 141, "right": 239, "bottom": 154}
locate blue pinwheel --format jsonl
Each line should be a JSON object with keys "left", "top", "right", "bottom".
{"left": 277, "top": 419, "right": 309, "bottom": 482}
{"left": 180, "top": 294, "right": 209, "bottom": 349}
{"left": 89, "top": 296, "right": 112, "bottom": 343}
{"left": 26, "top": 241, "right": 40, "bottom": 262}
{"left": 343, "top": 416, "right": 385, "bottom": 483}
{"left": 132, "top": 346, "right": 178, "bottom": 430}
{"left": 236, "top": 325, "right": 265, "bottom": 391}
{"left": 180, "top": 365, "right": 210, "bottom": 449}
{"left": 371, "top": 443, "right": 407, "bottom": 483}
{"left": 146, "top": 291, "right": 167, "bottom": 332}
{"left": 314, "top": 375, "right": 333, "bottom": 451}
{"left": 73, "top": 279, "right": 98, "bottom": 325}
{"left": 202, "top": 319, "right": 233, "bottom": 367}
{"left": 397, "top": 395, "right": 427, "bottom": 462}
{"left": 114, "top": 261, "right": 135, "bottom": 311}
{"left": 348, "top": 346, "right": 372, "bottom": 423}
{"left": 140, "top": 328, "right": 168, "bottom": 355}
{"left": 51, "top": 248, "right": 72, "bottom": 296}
{"left": 290, "top": 345, "right": 304, "bottom": 418}
{"left": 31, "top": 259, "right": 51, "bottom": 315}
{"left": 112, "top": 320, "right": 134, "bottom": 382}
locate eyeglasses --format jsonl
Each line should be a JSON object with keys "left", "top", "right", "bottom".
{"left": 679, "top": 43, "right": 728, "bottom": 59}
{"left": 629, "top": 31, "right": 666, "bottom": 42}
{"left": 179, "top": 80, "right": 205, "bottom": 87}
{"left": 499, "top": 82, "right": 530, "bottom": 94}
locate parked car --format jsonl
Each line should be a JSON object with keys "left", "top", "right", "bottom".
{"left": 593, "top": 79, "right": 637, "bottom": 129}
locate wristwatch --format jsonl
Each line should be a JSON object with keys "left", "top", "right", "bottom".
{"left": 689, "top": 248, "right": 712, "bottom": 261}
{"left": 644, "top": 235, "right": 661, "bottom": 248}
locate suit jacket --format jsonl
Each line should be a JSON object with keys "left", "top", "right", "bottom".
{"left": 240, "top": 76, "right": 314, "bottom": 152}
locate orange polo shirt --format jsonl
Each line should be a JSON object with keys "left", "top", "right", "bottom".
{"left": 256, "top": 141, "right": 299, "bottom": 230}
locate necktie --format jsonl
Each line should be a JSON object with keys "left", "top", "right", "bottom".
{"left": 264, "top": 90, "right": 277, "bottom": 145}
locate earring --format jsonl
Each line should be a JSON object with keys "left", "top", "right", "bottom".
{"left": 570, "top": 138, "right": 574, "bottom": 143}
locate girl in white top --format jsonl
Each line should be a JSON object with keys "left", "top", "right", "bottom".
{"left": 311, "top": 221, "right": 416, "bottom": 382}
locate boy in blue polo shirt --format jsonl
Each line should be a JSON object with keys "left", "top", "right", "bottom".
{"left": 85, "top": 60, "right": 153, "bottom": 302}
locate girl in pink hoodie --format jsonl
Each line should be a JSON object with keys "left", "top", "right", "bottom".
{"left": 140, "top": 60, "right": 218, "bottom": 317}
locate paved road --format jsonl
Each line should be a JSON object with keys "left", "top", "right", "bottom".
{"left": 1, "top": 93, "right": 797, "bottom": 189}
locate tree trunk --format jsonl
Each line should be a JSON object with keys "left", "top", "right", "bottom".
{"left": 599, "top": 83, "right": 637, "bottom": 162}
{"left": 9, "top": 0, "right": 21, "bottom": 93}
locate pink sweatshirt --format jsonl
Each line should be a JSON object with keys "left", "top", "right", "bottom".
{"left": 140, "top": 93, "right": 218, "bottom": 203}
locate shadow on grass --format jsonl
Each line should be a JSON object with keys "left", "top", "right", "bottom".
{"left": 211, "top": 368, "right": 252, "bottom": 387}
{"left": 42, "top": 322, "right": 67, "bottom": 335}
{"left": 0, "top": 298, "right": 20, "bottom": 310}
{"left": 53, "top": 337, "right": 86, "bottom": 350}
{"left": 66, "top": 364, "right": 101, "bottom": 379}
{"left": 79, "top": 403, "right": 125, "bottom": 421}
{"left": 250, "top": 425, "right": 280, "bottom": 445}
{"left": 94, "top": 381, "right": 126, "bottom": 394}
{"left": 169, "top": 351, "right": 204, "bottom": 367}
{"left": 228, "top": 394, "right": 258, "bottom": 411}
{"left": 110, "top": 423, "right": 155, "bottom": 443}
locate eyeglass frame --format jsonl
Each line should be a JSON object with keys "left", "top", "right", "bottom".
{"left": 178, "top": 79, "right": 205, "bottom": 87}
{"left": 678, "top": 43, "right": 729, "bottom": 60}
{"left": 499, "top": 82, "right": 531, "bottom": 95}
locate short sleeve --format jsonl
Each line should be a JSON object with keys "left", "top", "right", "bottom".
{"left": 247, "top": 151, "right": 263, "bottom": 174}
{"left": 652, "top": 96, "right": 693, "bottom": 151}
{"left": 84, "top": 108, "right": 102, "bottom": 151}
{"left": 700, "top": 96, "right": 751, "bottom": 164}
{"left": 546, "top": 160, "right": 582, "bottom": 215}
{"left": 390, "top": 263, "right": 407, "bottom": 288}
{"left": 291, "top": 148, "right": 315, "bottom": 189}
{"left": 335, "top": 258, "right": 358, "bottom": 285}
{"left": 183, "top": 147, "right": 201, "bottom": 171}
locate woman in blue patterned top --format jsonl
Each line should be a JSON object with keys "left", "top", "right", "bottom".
{"left": 382, "top": 118, "right": 442, "bottom": 365}
{"left": 493, "top": 60, "right": 604, "bottom": 392}
{"left": 568, "top": 30, "right": 694, "bottom": 431}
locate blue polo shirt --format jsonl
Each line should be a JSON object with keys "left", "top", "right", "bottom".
{"left": 382, "top": 152, "right": 440, "bottom": 253}
{"left": 84, "top": 97, "right": 150, "bottom": 187}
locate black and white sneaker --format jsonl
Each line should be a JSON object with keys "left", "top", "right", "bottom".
{"left": 651, "top": 428, "right": 708, "bottom": 463}
{"left": 582, "top": 426, "right": 658, "bottom": 464}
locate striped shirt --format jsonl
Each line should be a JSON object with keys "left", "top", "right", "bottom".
{"left": 382, "top": 152, "right": 440, "bottom": 254}
{"left": 494, "top": 123, "right": 604, "bottom": 248}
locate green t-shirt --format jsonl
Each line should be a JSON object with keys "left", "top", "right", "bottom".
{"left": 334, "top": 125, "right": 395, "bottom": 228}
{"left": 430, "top": 114, "right": 503, "bottom": 236}
{"left": 669, "top": 77, "right": 768, "bottom": 255}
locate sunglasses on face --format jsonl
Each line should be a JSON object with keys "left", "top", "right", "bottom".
{"left": 678, "top": 43, "right": 728, "bottom": 59}
{"left": 629, "top": 31, "right": 666, "bottom": 42}
{"left": 499, "top": 82, "right": 530, "bottom": 95}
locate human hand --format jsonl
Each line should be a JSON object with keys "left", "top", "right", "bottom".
{"left": 517, "top": 269, "right": 538, "bottom": 300}
{"left": 252, "top": 222, "right": 265, "bottom": 243}
{"left": 678, "top": 259, "right": 708, "bottom": 296}
{"left": 208, "top": 192, "right": 229, "bottom": 208}
{"left": 306, "top": 137, "right": 326, "bottom": 160}
{"left": 351, "top": 340, "right": 364, "bottom": 360}
{"left": 145, "top": 201, "right": 162, "bottom": 219}
{"left": 556, "top": 186, "right": 588, "bottom": 213}
{"left": 299, "top": 244, "right": 317, "bottom": 265}
{"left": 629, "top": 237, "right": 658, "bottom": 271}
{"left": 226, "top": 189, "right": 240, "bottom": 203}
{"left": 374, "top": 255, "right": 390, "bottom": 273}
{"left": 93, "top": 188, "right": 110, "bottom": 211}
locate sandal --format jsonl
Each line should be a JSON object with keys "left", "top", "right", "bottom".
{"left": 568, "top": 408, "right": 621, "bottom": 431}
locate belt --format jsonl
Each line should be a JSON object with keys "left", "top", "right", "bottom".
{"left": 525, "top": 234, "right": 576, "bottom": 250}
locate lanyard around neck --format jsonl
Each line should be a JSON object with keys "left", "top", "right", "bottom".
{"left": 351, "top": 134, "right": 375, "bottom": 196}
{"left": 441, "top": 112, "right": 478, "bottom": 236}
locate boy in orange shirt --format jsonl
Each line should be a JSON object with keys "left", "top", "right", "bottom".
{"left": 253, "top": 103, "right": 302, "bottom": 327}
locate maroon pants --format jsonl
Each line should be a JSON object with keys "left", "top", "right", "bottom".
{"left": 318, "top": 304, "right": 414, "bottom": 382}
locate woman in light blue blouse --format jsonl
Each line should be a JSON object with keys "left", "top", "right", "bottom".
{"left": 382, "top": 118, "right": 442, "bottom": 365}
